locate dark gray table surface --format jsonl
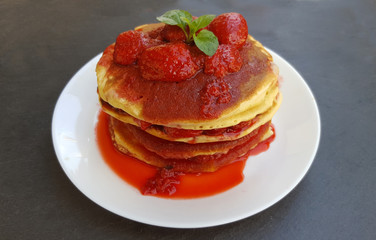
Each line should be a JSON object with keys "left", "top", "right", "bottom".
{"left": 1, "top": 0, "right": 375, "bottom": 239}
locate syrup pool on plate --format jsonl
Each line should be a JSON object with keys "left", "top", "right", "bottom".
{"left": 96, "top": 110, "right": 275, "bottom": 199}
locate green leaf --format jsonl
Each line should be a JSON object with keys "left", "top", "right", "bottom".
{"left": 156, "top": 16, "right": 179, "bottom": 25}
{"left": 178, "top": 10, "right": 193, "bottom": 22}
{"left": 157, "top": 10, "right": 193, "bottom": 41}
{"left": 193, "top": 29, "right": 219, "bottom": 56}
{"left": 180, "top": 17, "right": 195, "bottom": 42}
{"left": 157, "top": 10, "right": 219, "bottom": 56}
{"left": 192, "top": 15, "right": 216, "bottom": 30}
{"left": 180, "top": 17, "right": 193, "bottom": 29}
{"left": 156, "top": 9, "right": 192, "bottom": 27}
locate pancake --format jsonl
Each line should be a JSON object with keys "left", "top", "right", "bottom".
{"left": 96, "top": 33, "right": 280, "bottom": 130}
{"left": 109, "top": 116, "right": 272, "bottom": 172}
{"left": 101, "top": 91, "right": 281, "bottom": 143}
{"left": 96, "top": 20, "right": 282, "bottom": 173}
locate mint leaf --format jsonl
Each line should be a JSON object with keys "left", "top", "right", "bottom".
{"left": 193, "top": 29, "right": 219, "bottom": 56}
{"left": 156, "top": 16, "right": 179, "bottom": 26}
{"left": 157, "top": 10, "right": 219, "bottom": 56}
{"left": 178, "top": 10, "right": 193, "bottom": 22}
{"left": 180, "top": 17, "right": 196, "bottom": 42}
{"left": 157, "top": 10, "right": 192, "bottom": 28}
{"left": 192, "top": 15, "right": 216, "bottom": 30}
{"left": 157, "top": 10, "right": 193, "bottom": 40}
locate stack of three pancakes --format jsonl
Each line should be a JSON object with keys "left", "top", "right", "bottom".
{"left": 96, "top": 29, "right": 282, "bottom": 173}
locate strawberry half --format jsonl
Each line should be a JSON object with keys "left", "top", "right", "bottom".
{"left": 208, "top": 12, "right": 248, "bottom": 49}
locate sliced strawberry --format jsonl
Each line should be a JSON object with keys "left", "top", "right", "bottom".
{"left": 204, "top": 44, "right": 243, "bottom": 77}
{"left": 139, "top": 42, "right": 199, "bottom": 81}
{"left": 208, "top": 12, "right": 248, "bottom": 49}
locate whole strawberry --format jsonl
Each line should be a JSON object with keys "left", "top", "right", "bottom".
{"left": 208, "top": 13, "right": 248, "bottom": 49}
{"left": 160, "top": 25, "right": 186, "bottom": 42}
{"left": 139, "top": 43, "right": 199, "bottom": 81}
{"left": 113, "top": 30, "right": 161, "bottom": 65}
{"left": 204, "top": 44, "right": 243, "bottom": 77}
{"left": 113, "top": 30, "right": 146, "bottom": 65}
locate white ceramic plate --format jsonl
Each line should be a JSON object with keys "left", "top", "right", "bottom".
{"left": 52, "top": 49, "right": 320, "bottom": 228}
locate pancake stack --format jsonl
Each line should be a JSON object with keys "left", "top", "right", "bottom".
{"left": 96, "top": 20, "right": 282, "bottom": 173}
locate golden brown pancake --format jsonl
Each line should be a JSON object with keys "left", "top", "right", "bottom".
{"left": 101, "top": 92, "right": 281, "bottom": 143}
{"left": 96, "top": 32, "right": 280, "bottom": 130}
{"left": 109, "top": 116, "right": 272, "bottom": 172}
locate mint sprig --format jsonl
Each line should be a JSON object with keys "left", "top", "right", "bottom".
{"left": 157, "top": 10, "right": 219, "bottom": 56}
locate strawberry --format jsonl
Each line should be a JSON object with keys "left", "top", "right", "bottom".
{"left": 142, "top": 168, "right": 182, "bottom": 196}
{"left": 200, "top": 78, "right": 232, "bottom": 118}
{"left": 136, "top": 23, "right": 165, "bottom": 39}
{"left": 208, "top": 12, "right": 248, "bottom": 49}
{"left": 204, "top": 44, "right": 243, "bottom": 77}
{"left": 139, "top": 42, "right": 199, "bottom": 81}
{"left": 143, "top": 37, "right": 163, "bottom": 49}
{"left": 160, "top": 25, "right": 186, "bottom": 42}
{"left": 189, "top": 45, "right": 205, "bottom": 68}
{"left": 113, "top": 30, "right": 149, "bottom": 65}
